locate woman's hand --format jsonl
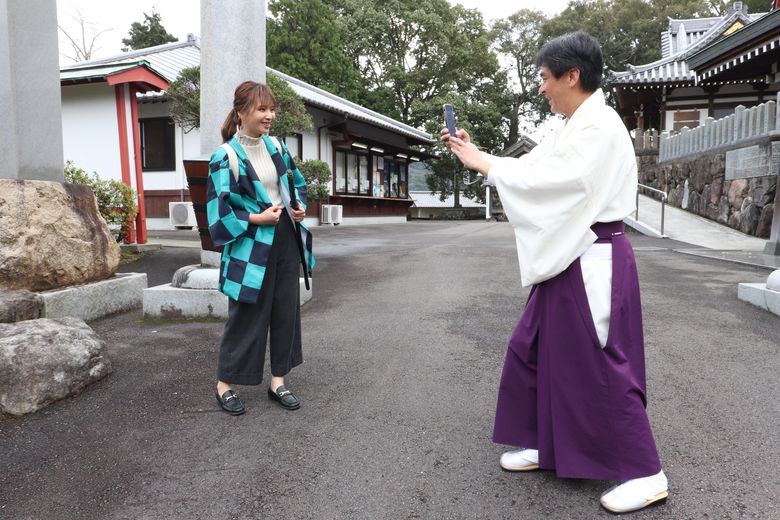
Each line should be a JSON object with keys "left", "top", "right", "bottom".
{"left": 291, "top": 207, "right": 305, "bottom": 223}
{"left": 250, "top": 205, "right": 283, "bottom": 225}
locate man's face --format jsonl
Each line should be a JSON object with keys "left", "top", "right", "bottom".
{"left": 538, "top": 65, "right": 571, "bottom": 115}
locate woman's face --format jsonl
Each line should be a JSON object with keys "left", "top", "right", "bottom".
{"left": 239, "top": 101, "right": 276, "bottom": 137}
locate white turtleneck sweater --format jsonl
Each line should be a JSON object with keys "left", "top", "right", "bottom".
{"left": 236, "top": 131, "right": 282, "bottom": 206}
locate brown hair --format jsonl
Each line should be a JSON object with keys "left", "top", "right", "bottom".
{"left": 220, "top": 81, "right": 276, "bottom": 142}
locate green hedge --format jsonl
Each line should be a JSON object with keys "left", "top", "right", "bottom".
{"left": 64, "top": 161, "right": 138, "bottom": 242}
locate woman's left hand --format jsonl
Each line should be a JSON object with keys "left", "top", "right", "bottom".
{"left": 291, "top": 207, "right": 305, "bottom": 222}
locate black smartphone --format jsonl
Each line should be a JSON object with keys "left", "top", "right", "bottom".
{"left": 443, "top": 104, "right": 457, "bottom": 137}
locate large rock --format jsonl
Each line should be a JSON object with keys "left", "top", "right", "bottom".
{"left": 740, "top": 203, "right": 761, "bottom": 235}
{"left": 0, "top": 180, "right": 120, "bottom": 291}
{"left": 0, "top": 317, "right": 112, "bottom": 417}
{"left": 0, "top": 289, "right": 43, "bottom": 323}
{"left": 727, "top": 179, "right": 749, "bottom": 209}
{"left": 756, "top": 204, "right": 774, "bottom": 239}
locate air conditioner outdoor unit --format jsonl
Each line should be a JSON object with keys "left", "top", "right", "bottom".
{"left": 320, "top": 204, "right": 343, "bottom": 225}
{"left": 169, "top": 201, "right": 197, "bottom": 228}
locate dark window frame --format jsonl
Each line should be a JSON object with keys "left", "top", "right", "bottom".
{"left": 139, "top": 117, "right": 176, "bottom": 171}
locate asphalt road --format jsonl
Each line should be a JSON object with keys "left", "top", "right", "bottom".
{"left": 1, "top": 221, "right": 778, "bottom": 519}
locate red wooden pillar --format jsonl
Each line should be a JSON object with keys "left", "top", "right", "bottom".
{"left": 114, "top": 84, "right": 136, "bottom": 244}
{"left": 129, "top": 85, "right": 147, "bottom": 244}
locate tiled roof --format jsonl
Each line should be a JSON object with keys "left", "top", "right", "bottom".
{"left": 409, "top": 191, "right": 485, "bottom": 209}
{"left": 613, "top": 7, "right": 766, "bottom": 85}
{"left": 60, "top": 38, "right": 433, "bottom": 144}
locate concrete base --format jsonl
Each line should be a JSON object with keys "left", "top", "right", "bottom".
{"left": 321, "top": 216, "right": 408, "bottom": 226}
{"left": 120, "top": 242, "right": 162, "bottom": 253}
{"left": 737, "top": 282, "right": 780, "bottom": 316}
{"left": 624, "top": 216, "right": 667, "bottom": 239}
{"left": 40, "top": 272, "right": 148, "bottom": 322}
{"left": 764, "top": 240, "right": 780, "bottom": 255}
{"left": 143, "top": 277, "right": 312, "bottom": 319}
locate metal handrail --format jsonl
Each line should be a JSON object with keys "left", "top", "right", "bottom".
{"left": 636, "top": 184, "right": 668, "bottom": 236}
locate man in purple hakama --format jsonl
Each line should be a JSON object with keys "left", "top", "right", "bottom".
{"left": 445, "top": 32, "right": 668, "bottom": 513}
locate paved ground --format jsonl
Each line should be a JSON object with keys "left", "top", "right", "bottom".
{"left": 1, "top": 221, "right": 779, "bottom": 519}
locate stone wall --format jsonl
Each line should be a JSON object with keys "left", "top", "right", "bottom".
{"left": 638, "top": 151, "right": 776, "bottom": 238}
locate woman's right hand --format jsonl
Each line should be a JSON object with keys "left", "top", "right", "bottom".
{"left": 440, "top": 128, "right": 471, "bottom": 147}
{"left": 250, "top": 205, "right": 283, "bottom": 225}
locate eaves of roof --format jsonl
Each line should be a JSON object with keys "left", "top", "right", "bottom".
{"left": 611, "top": 10, "right": 757, "bottom": 85}
{"left": 60, "top": 40, "right": 433, "bottom": 145}
{"left": 687, "top": 8, "right": 780, "bottom": 72}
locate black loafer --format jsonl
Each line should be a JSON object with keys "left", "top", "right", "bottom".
{"left": 216, "top": 389, "right": 246, "bottom": 415}
{"left": 267, "top": 385, "right": 300, "bottom": 410}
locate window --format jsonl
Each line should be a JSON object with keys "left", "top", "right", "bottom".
{"left": 139, "top": 117, "right": 175, "bottom": 171}
{"left": 335, "top": 151, "right": 346, "bottom": 192}
{"left": 335, "top": 149, "right": 371, "bottom": 195}
{"left": 283, "top": 134, "right": 302, "bottom": 160}
{"left": 672, "top": 110, "right": 701, "bottom": 132}
{"left": 334, "top": 148, "right": 409, "bottom": 198}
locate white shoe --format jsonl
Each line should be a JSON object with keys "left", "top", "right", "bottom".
{"left": 600, "top": 470, "right": 669, "bottom": 513}
{"left": 499, "top": 448, "right": 539, "bottom": 472}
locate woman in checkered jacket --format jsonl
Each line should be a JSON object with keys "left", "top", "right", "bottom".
{"left": 207, "top": 81, "right": 314, "bottom": 415}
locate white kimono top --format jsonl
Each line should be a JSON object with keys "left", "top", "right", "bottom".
{"left": 484, "top": 89, "right": 637, "bottom": 287}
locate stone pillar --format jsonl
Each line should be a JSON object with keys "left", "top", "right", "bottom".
{"left": 765, "top": 174, "right": 780, "bottom": 255}
{"left": 199, "top": 0, "right": 266, "bottom": 157}
{"left": 0, "top": 0, "right": 63, "bottom": 181}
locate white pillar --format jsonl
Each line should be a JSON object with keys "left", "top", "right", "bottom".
{"left": 485, "top": 185, "right": 491, "bottom": 220}
{"left": 0, "top": 0, "right": 63, "bottom": 181}
{"left": 199, "top": 0, "right": 266, "bottom": 157}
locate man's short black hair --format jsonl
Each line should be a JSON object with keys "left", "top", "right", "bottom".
{"left": 535, "top": 31, "right": 603, "bottom": 92}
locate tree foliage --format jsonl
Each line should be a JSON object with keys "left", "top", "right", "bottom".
{"left": 266, "top": 74, "right": 314, "bottom": 137}
{"left": 491, "top": 9, "right": 548, "bottom": 142}
{"left": 165, "top": 68, "right": 312, "bottom": 138}
{"left": 267, "top": 0, "right": 363, "bottom": 101}
{"left": 121, "top": 9, "right": 177, "bottom": 51}
{"left": 167, "top": 66, "right": 200, "bottom": 133}
{"left": 297, "top": 160, "right": 332, "bottom": 201}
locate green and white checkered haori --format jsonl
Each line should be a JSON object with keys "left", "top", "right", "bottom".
{"left": 206, "top": 135, "right": 315, "bottom": 303}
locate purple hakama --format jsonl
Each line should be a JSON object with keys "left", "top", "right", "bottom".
{"left": 493, "top": 222, "right": 662, "bottom": 481}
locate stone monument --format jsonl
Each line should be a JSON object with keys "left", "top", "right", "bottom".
{"left": 0, "top": 0, "right": 120, "bottom": 417}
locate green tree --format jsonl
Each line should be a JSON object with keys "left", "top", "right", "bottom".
{"left": 167, "top": 66, "right": 200, "bottom": 133}
{"left": 266, "top": 74, "right": 314, "bottom": 137}
{"left": 267, "top": 0, "right": 364, "bottom": 101}
{"left": 297, "top": 160, "right": 332, "bottom": 201}
{"left": 491, "top": 9, "right": 549, "bottom": 143}
{"left": 165, "top": 67, "right": 312, "bottom": 138}
{"left": 328, "top": 0, "right": 502, "bottom": 126}
{"left": 121, "top": 9, "right": 177, "bottom": 51}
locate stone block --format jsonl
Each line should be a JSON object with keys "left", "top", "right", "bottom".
{"left": 0, "top": 289, "right": 43, "bottom": 323}
{"left": 727, "top": 179, "right": 749, "bottom": 208}
{"left": 725, "top": 142, "right": 780, "bottom": 180}
{"left": 143, "top": 277, "right": 312, "bottom": 320}
{"left": 40, "top": 272, "right": 147, "bottom": 322}
{"left": 711, "top": 176, "right": 724, "bottom": 204}
{"left": 740, "top": 204, "right": 761, "bottom": 235}
{"left": 738, "top": 282, "right": 780, "bottom": 316}
{"left": 717, "top": 196, "right": 731, "bottom": 225}
{"left": 757, "top": 204, "right": 774, "bottom": 238}
{"left": 0, "top": 180, "right": 120, "bottom": 291}
{"left": 0, "top": 317, "right": 112, "bottom": 417}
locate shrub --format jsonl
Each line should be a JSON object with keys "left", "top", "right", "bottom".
{"left": 64, "top": 161, "right": 138, "bottom": 242}
{"left": 297, "top": 159, "right": 331, "bottom": 201}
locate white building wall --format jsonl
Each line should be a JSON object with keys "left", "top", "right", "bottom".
{"left": 61, "top": 84, "right": 122, "bottom": 182}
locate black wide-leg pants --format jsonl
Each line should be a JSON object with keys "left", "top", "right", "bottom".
{"left": 217, "top": 216, "right": 303, "bottom": 385}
